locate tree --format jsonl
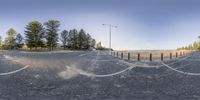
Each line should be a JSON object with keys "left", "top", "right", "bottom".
{"left": 198, "top": 36, "right": 200, "bottom": 49}
{"left": 44, "top": 20, "right": 60, "bottom": 51}
{"left": 0, "top": 36, "right": 2, "bottom": 49}
{"left": 60, "top": 30, "right": 69, "bottom": 50}
{"left": 67, "top": 30, "right": 73, "bottom": 48}
{"left": 68, "top": 29, "right": 78, "bottom": 49}
{"left": 85, "top": 33, "right": 92, "bottom": 49}
{"left": 91, "top": 39, "right": 96, "bottom": 48}
{"left": 193, "top": 41, "right": 198, "bottom": 50}
{"left": 25, "top": 21, "right": 45, "bottom": 50}
{"left": 15, "top": 33, "right": 24, "bottom": 49}
{"left": 5, "top": 28, "right": 16, "bottom": 49}
{"left": 177, "top": 35, "right": 200, "bottom": 50}
{"left": 78, "top": 29, "right": 87, "bottom": 49}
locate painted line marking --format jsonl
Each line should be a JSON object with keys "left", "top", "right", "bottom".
{"left": 65, "top": 62, "right": 138, "bottom": 78}
{"left": 0, "top": 65, "right": 29, "bottom": 76}
{"left": 161, "top": 62, "right": 200, "bottom": 76}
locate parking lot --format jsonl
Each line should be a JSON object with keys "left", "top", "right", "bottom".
{"left": 0, "top": 50, "right": 200, "bottom": 100}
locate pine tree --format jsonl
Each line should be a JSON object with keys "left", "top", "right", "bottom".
{"left": 60, "top": 30, "right": 69, "bottom": 50}
{"left": 68, "top": 29, "right": 78, "bottom": 49}
{"left": 67, "top": 30, "right": 73, "bottom": 48}
{"left": 0, "top": 36, "right": 2, "bottom": 49}
{"left": 78, "top": 29, "right": 87, "bottom": 49}
{"left": 25, "top": 21, "right": 45, "bottom": 50}
{"left": 198, "top": 36, "right": 200, "bottom": 49}
{"left": 15, "top": 33, "right": 24, "bottom": 49}
{"left": 91, "top": 39, "right": 96, "bottom": 48}
{"left": 44, "top": 20, "right": 60, "bottom": 51}
{"left": 85, "top": 33, "right": 92, "bottom": 49}
{"left": 193, "top": 42, "right": 198, "bottom": 50}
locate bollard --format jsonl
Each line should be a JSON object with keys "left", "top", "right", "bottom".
{"left": 150, "top": 53, "right": 152, "bottom": 61}
{"left": 161, "top": 53, "right": 163, "bottom": 61}
{"left": 121, "top": 52, "right": 123, "bottom": 59}
{"left": 128, "top": 53, "right": 130, "bottom": 60}
{"left": 117, "top": 52, "right": 118, "bottom": 57}
{"left": 176, "top": 52, "right": 178, "bottom": 58}
{"left": 170, "top": 53, "right": 172, "bottom": 59}
{"left": 183, "top": 52, "right": 185, "bottom": 56}
{"left": 138, "top": 53, "right": 140, "bottom": 61}
{"left": 180, "top": 52, "right": 182, "bottom": 56}
{"left": 114, "top": 52, "right": 115, "bottom": 56}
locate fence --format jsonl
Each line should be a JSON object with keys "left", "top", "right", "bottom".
{"left": 111, "top": 50, "right": 195, "bottom": 62}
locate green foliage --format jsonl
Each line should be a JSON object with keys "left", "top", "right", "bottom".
{"left": 96, "top": 47, "right": 110, "bottom": 50}
{"left": 5, "top": 28, "right": 17, "bottom": 49}
{"left": 65, "top": 29, "right": 96, "bottom": 50}
{"left": 15, "top": 33, "right": 24, "bottom": 49}
{"left": 60, "top": 30, "right": 69, "bottom": 50}
{"left": 85, "top": 34, "right": 92, "bottom": 49}
{"left": 96, "top": 47, "right": 106, "bottom": 50}
{"left": 1, "top": 20, "right": 96, "bottom": 51}
{"left": 68, "top": 29, "right": 78, "bottom": 49}
{"left": 91, "top": 39, "right": 96, "bottom": 48}
{"left": 25, "top": 21, "right": 45, "bottom": 50}
{"left": 77, "top": 29, "right": 87, "bottom": 49}
{"left": 44, "top": 20, "right": 60, "bottom": 51}
{"left": 177, "top": 36, "right": 200, "bottom": 50}
{"left": 0, "top": 36, "right": 2, "bottom": 49}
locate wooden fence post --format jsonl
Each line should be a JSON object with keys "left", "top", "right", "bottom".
{"left": 128, "top": 53, "right": 130, "bottom": 60}
{"left": 121, "top": 52, "right": 123, "bottom": 59}
{"left": 176, "top": 52, "right": 178, "bottom": 58}
{"left": 161, "top": 53, "right": 163, "bottom": 61}
{"left": 180, "top": 52, "right": 182, "bottom": 56}
{"left": 150, "top": 53, "right": 152, "bottom": 61}
{"left": 170, "top": 53, "right": 172, "bottom": 59}
{"left": 138, "top": 53, "right": 140, "bottom": 61}
{"left": 117, "top": 52, "right": 118, "bottom": 57}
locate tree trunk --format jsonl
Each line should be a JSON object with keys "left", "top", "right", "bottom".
{"left": 35, "top": 47, "right": 37, "bottom": 51}
{"left": 64, "top": 45, "right": 66, "bottom": 50}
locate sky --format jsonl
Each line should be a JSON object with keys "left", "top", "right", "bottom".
{"left": 0, "top": 0, "right": 200, "bottom": 50}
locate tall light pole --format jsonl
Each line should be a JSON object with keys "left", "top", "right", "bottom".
{"left": 102, "top": 24, "right": 117, "bottom": 54}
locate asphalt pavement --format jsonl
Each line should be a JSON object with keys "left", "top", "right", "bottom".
{"left": 0, "top": 50, "right": 200, "bottom": 100}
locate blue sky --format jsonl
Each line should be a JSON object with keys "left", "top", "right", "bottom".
{"left": 0, "top": 0, "right": 200, "bottom": 50}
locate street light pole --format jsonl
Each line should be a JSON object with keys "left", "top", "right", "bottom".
{"left": 109, "top": 24, "right": 111, "bottom": 54}
{"left": 102, "top": 24, "right": 117, "bottom": 55}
